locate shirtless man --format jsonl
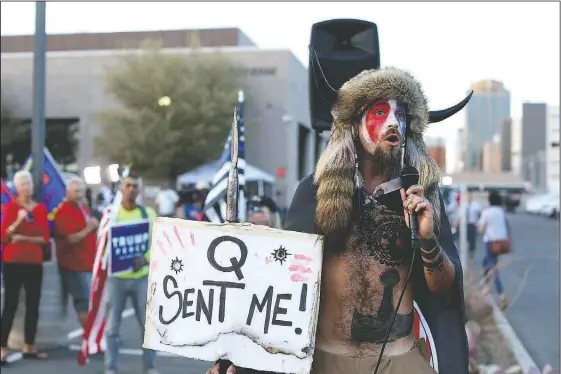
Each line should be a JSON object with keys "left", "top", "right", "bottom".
{"left": 206, "top": 67, "right": 471, "bottom": 374}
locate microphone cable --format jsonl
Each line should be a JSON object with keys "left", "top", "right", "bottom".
{"left": 373, "top": 213, "right": 419, "bottom": 374}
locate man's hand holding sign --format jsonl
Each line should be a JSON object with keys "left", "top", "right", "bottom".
{"left": 143, "top": 106, "right": 323, "bottom": 374}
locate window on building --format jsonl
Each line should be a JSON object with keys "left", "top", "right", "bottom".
{"left": 552, "top": 141, "right": 560, "bottom": 148}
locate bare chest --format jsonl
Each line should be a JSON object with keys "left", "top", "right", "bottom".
{"left": 318, "top": 206, "right": 415, "bottom": 349}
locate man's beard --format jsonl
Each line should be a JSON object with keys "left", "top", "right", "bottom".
{"left": 364, "top": 144, "right": 402, "bottom": 180}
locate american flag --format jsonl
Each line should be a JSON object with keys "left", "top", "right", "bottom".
{"left": 413, "top": 301, "right": 438, "bottom": 372}
{"left": 77, "top": 168, "right": 129, "bottom": 365}
{"left": 203, "top": 91, "right": 247, "bottom": 223}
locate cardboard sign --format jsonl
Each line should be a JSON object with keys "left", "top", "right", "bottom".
{"left": 109, "top": 220, "right": 151, "bottom": 275}
{"left": 143, "top": 218, "right": 323, "bottom": 374}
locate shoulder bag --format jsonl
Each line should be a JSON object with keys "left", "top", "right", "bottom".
{"left": 490, "top": 208, "right": 511, "bottom": 255}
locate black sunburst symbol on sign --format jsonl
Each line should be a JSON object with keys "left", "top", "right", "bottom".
{"left": 271, "top": 246, "right": 291, "bottom": 265}
{"left": 170, "top": 257, "right": 184, "bottom": 274}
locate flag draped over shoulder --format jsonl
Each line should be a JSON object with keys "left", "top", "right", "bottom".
{"left": 202, "top": 93, "right": 247, "bottom": 223}
{"left": 77, "top": 168, "right": 128, "bottom": 365}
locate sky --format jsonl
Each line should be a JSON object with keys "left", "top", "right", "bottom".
{"left": 1, "top": 2, "right": 560, "bottom": 173}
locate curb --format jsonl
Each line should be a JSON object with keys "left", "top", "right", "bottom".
{"left": 491, "top": 301, "right": 539, "bottom": 373}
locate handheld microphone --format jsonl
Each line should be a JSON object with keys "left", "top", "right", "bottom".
{"left": 400, "top": 166, "right": 420, "bottom": 249}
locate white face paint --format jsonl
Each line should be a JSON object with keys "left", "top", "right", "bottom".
{"left": 360, "top": 99, "right": 407, "bottom": 146}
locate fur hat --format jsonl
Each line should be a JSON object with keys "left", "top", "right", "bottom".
{"left": 314, "top": 67, "right": 472, "bottom": 237}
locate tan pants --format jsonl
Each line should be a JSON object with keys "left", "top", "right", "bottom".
{"left": 310, "top": 339, "right": 437, "bottom": 374}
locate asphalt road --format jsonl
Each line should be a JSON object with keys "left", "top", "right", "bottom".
{"left": 484, "top": 213, "right": 559, "bottom": 371}
{"left": 1, "top": 213, "right": 559, "bottom": 373}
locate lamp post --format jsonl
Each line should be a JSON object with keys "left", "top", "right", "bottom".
{"left": 6, "top": 153, "right": 15, "bottom": 181}
{"left": 31, "top": 1, "right": 47, "bottom": 201}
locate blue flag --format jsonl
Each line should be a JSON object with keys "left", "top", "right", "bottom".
{"left": 22, "top": 148, "right": 67, "bottom": 228}
{"left": 1, "top": 179, "right": 14, "bottom": 227}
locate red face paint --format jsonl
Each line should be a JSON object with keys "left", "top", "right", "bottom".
{"left": 362, "top": 101, "right": 391, "bottom": 143}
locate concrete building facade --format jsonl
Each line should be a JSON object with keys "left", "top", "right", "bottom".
{"left": 546, "top": 105, "right": 560, "bottom": 194}
{"left": 462, "top": 80, "right": 511, "bottom": 171}
{"left": 0, "top": 28, "right": 318, "bottom": 207}
{"left": 425, "top": 136, "right": 446, "bottom": 171}
{"left": 510, "top": 118, "right": 523, "bottom": 176}
{"left": 482, "top": 134, "right": 502, "bottom": 174}
{"left": 521, "top": 102, "right": 547, "bottom": 191}
{"left": 500, "top": 118, "right": 512, "bottom": 172}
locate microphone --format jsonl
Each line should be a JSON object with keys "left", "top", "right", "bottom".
{"left": 400, "top": 166, "right": 420, "bottom": 250}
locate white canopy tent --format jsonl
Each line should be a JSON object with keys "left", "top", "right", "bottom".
{"left": 176, "top": 160, "right": 275, "bottom": 196}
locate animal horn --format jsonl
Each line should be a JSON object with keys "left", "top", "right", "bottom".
{"left": 428, "top": 91, "right": 474, "bottom": 123}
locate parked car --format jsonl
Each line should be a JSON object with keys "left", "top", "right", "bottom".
{"left": 524, "top": 193, "right": 558, "bottom": 215}
{"left": 538, "top": 194, "right": 559, "bottom": 218}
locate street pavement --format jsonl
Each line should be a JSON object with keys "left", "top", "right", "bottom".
{"left": 1, "top": 213, "right": 559, "bottom": 373}
{"left": 479, "top": 213, "right": 559, "bottom": 371}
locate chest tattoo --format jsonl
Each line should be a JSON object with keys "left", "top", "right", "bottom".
{"left": 357, "top": 201, "right": 411, "bottom": 267}
{"left": 351, "top": 268, "right": 413, "bottom": 344}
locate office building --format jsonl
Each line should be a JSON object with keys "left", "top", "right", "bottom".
{"left": 546, "top": 105, "right": 560, "bottom": 193}
{"left": 462, "top": 80, "right": 511, "bottom": 170}
{"left": 456, "top": 128, "right": 465, "bottom": 172}
{"left": 426, "top": 136, "right": 446, "bottom": 171}
{"left": 500, "top": 118, "right": 512, "bottom": 172}
{"left": 482, "top": 134, "right": 502, "bottom": 174}
{"left": 1, "top": 28, "right": 314, "bottom": 207}
{"left": 521, "top": 102, "right": 547, "bottom": 190}
{"left": 510, "top": 119, "right": 523, "bottom": 176}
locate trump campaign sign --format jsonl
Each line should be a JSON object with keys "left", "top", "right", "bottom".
{"left": 109, "top": 220, "right": 151, "bottom": 275}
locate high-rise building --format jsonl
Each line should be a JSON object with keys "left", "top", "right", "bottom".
{"left": 426, "top": 136, "right": 446, "bottom": 171}
{"left": 546, "top": 105, "right": 560, "bottom": 193}
{"left": 500, "top": 118, "right": 512, "bottom": 172}
{"left": 510, "top": 119, "right": 523, "bottom": 176}
{"left": 482, "top": 134, "right": 502, "bottom": 173}
{"left": 456, "top": 128, "right": 465, "bottom": 172}
{"left": 462, "top": 80, "right": 511, "bottom": 171}
{"left": 521, "top": 102, "right": 547, "bottom": 190}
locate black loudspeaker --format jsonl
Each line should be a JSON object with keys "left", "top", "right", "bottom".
{"left": 309, "top": 19, "right": 381, "bottom": 132}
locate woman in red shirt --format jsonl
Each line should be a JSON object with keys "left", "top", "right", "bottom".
{"left": 0, "top": 171, "right": 50, "bottom": 365}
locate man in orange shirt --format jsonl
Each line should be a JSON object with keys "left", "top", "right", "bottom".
{"left": 54, "top": 176, "right": 99, "bottom": 328}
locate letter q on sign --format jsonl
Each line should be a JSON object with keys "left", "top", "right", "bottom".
{"left": 207, "top": 236, "right": 248, "bottom": 281}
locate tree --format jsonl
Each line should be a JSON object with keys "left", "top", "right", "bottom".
{"left": 94, "top": 41, "right": 248, "bottom": 180}
{"left": 1, "top": 93, "right": 78, "bottom": 177}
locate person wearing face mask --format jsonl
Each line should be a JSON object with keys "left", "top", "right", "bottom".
{"left": 54, "top": 176, "right": 99, "bottom": 329}
{"left": 247, "top": 196, "right": 282, "bottom": 229}
{"left": 0, "top": 170, "right": 50, "bottom": 365}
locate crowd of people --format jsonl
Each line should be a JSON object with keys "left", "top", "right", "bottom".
{"left": 0, "top": 66, "right": 513, "bottom": 374}
{"left": 447, "top": 189, "right": 512, "bottom": 310}
{"left": 0, "top": 170, "right": 283, "bottom": 372}
{"left": 0, "top": 169, "right": 516, "bottom": 373}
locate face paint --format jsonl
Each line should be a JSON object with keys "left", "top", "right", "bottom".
{"left": 360, "top": 99, "right": 407, "bottom": 145}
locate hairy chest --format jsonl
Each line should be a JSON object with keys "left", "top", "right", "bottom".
{"left": 320, "top": 203, "right": 416, "bottom": 345}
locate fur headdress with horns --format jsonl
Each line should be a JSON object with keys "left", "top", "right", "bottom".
{"left": 313, "top": 67, "right": 472, "bottom": 237}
